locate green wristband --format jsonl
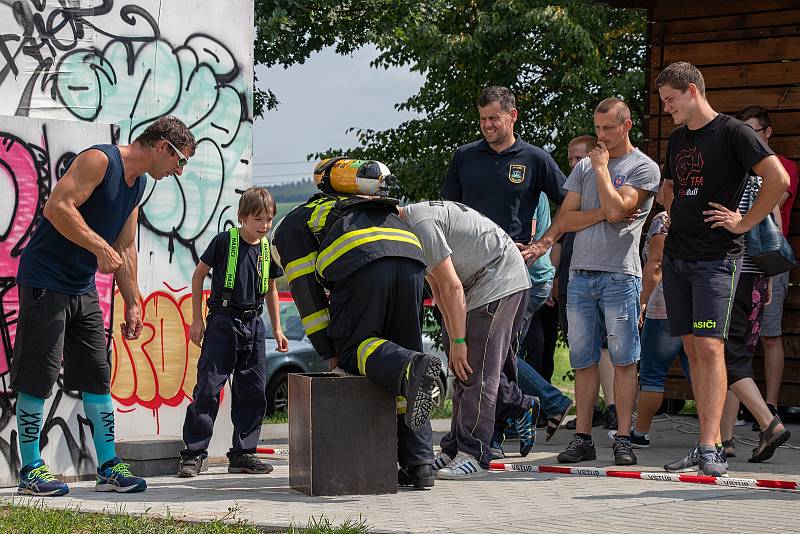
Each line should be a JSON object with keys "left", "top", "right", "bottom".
{"left": 453, "top": 337, "right": 466, "bottom": 344}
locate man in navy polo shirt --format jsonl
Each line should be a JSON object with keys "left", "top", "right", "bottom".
{"left": 442, "top": 86, "right": 566, "bottom": 245}
{"left": 441, "top": 85, "right": 569, "bottom": 455}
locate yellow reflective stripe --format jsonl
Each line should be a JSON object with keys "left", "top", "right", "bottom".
{"left": 356, "top": 337, "right": 386, "bottom": 376}
{"left": 301, "top": 308, "right": 330, "bottom": 335}
{"left": 285, "top": 251, "right": 318, "bottom": 283}
{"left": 396, "top": 396, "right": 407, "bottom": 415}
{"left": 316, "top": 227, "right": 422, "bottom": 276}
{"left": 307, "top": 201, "right": 336, "bottom": 233}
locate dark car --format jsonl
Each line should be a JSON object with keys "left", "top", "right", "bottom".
{"left": 262, "top": 293, "right": 449, "bottom": 414}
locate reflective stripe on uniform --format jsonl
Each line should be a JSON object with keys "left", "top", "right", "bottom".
{"left": 301, "top": 308, "right": 330, "bottom": 335}
{"left": 307, "top": 200, "right": 336, "bottom": 233}
{"left": 285, "top": 251, "right": 318, "bottom": 283}
{"left": 316, "top": 227, "right": 422, "bottom": 276}
{"left": 396, "top": 395, "right": 407, "bottom": 415}
{"left": 225, "top": 227, "right": 240, "bottom": 291}
{"left": 356, "top": 337, "right": 387, "bottom": 376}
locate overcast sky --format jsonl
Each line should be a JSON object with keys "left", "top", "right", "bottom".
{"left": 252, "top": 46, "right": 424, "bottom": 186}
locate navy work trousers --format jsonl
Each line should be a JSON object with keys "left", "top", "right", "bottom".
{"left": 329, "top": 257, "right": 434, "bottom": 468}
{"left": 182, "top": 313, "right": 267, "bottom": 457}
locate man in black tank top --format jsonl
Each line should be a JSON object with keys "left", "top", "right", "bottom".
{"left": 11, "top": 116, "right": 196, "bottom": 496}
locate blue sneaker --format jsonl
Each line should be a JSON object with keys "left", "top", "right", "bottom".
{"left": 18, "top": 459, "right": 69, "bottom": 496}
{"left": 509, "top": 397, "right": 540, "bottom": 457}
{"left": 96, "top": 457, "right": 147, "bottom": 493}
{"left": 489, "top": 441, "right": 505, "bottom": 460}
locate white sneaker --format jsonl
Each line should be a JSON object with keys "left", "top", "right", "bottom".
{"left": 432, "top": 451, "right": 453, "bottom": 472}
{"left": 435, "top": 452, "right": 487, "bottom": 480}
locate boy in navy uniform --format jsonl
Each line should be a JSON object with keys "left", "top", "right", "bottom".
{"left": 178, "top": 187, "right": 288, "bottom": 477}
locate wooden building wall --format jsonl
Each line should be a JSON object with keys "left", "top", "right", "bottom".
{"left": 640, "top": 0, "right": 800, "bottom": 404}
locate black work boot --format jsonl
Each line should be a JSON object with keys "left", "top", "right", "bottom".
{"left": 403, "top": 353, "right": 441, "bottom": 431}
{"left": 227, "top": 452, "right": 273, "bottom": 474}
{"left": 177, "top": 455, "right": 206, "bottom": 478}
{"left": 557, "top": 434, "right": 597, "bottom": 463}
{"left": 398, "top": 464, "right": 434, "bottom": 489}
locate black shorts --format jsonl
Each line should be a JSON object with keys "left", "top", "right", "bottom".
{"left": 10, "top": 286, "right": 110, "bottom": 398}
{"left": 662, "top": 255, "right": 741, "bottom": 339}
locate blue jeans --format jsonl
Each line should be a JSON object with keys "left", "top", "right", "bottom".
{"left": 567, "top": 270, "right": 641, "bottom": 369}
{"left": 639, "top": 318, "right": 691, "bottom": 393}
{"left": 517, "top": 279, "right": 553, "bottom": 357}
{"left": 516, "top": 355, "right": 572, "bottom": 419}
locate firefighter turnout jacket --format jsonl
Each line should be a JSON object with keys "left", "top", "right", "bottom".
{"left": 273, "top": 193, "right": 426, "bottom": 359}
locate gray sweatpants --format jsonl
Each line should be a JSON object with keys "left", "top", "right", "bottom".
{"left": 440, "top": 289, "right": 531, "bottom": 467}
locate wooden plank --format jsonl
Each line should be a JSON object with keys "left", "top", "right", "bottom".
{"left": 662, "top": 25, "right": 800, "bottom": 45}
{"left": 653, "top": 0, "right": 797, "bottom": 22}
{"left": 783, "top": 309, "right": 800, "bottom": 333}
{"left": 649, "top": 62, "right": 800, "bottom": 91}
{"left": 650, "top": 111, "right": 800, "bottom": 139}
{"left": 770, "top": 137, "right": 800, "bottom": 160}
{"left": 778, "top": 334, "right": 800, "bottom": 358}
{"left": 787, "top": 214, "right": 800, "bottom": 236}
{"left": 661, "top": 37, "right": 800, "bottom": 66}
{"left": 752, "top": 358, "right": 800, "bottom": 383}
{"left": 784, "top": 286, "right": 800, "bottom": 310}
{"left": 664, "top": 375, "right": 800, "bottom": 405}
{"left": 653, "top": 9, "right": 800, "bottom": 36}
{"left": 790, "top": 265, "right": 800, "bottom": 284}
{"left": 649, "top": 88, "right": 800, "bottom": 117}
{"left": 663, "top": 378, "right": 693, "bottom": 401}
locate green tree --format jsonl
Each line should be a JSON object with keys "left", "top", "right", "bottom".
{"left": 255, "top": 1, "right": 647, "bottom": 200}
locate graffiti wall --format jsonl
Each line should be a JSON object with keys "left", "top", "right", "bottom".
{"left": 0, "top": 0, "right": 253, "bottom": 486}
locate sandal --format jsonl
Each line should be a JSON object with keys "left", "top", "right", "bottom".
{"left": 748, "top": 417, "right": 790, "bottom": 463}
{"left": 721, "top": 438, "right": 736, "bottom": 458}
{"left": 545, "top": 399, "right": 573, "bottom": 441}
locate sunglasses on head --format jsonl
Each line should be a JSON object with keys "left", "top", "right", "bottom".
{"left": 162, "top": 137, "right": 188, "bottom": 167}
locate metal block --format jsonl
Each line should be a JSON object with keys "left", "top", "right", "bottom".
{"left": 289, "top": 373, "right": 398, "bottom": 496}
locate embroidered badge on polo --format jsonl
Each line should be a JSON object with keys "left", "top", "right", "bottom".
{"left": 508, "top": 164, "right": 526, "bottom": 184}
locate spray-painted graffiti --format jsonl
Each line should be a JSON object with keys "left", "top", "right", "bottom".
{"left": 1, "top": 0, "right": 253, "bottom": 274}
{"left": 0, "top": 1, "right": 254, "bottom": 486}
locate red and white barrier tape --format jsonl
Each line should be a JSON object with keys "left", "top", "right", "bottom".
{"left": 489, "top": 462, "right": 799, "bottom": 491}
{"left": 256, "top": 447, "right": 290, "bottom": 455}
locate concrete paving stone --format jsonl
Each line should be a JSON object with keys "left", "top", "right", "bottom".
{"left": 1, "top": 417, "right": 798, "bottom": 533}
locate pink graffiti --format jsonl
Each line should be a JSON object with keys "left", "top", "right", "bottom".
{"left": 0, "top": 130, "right": 113, "bottom": 378}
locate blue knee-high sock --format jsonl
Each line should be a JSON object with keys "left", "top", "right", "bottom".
{"left": 17, "top": 393, "right": 45, "bottom": 467}
{"left": 82, "top": 392, "right": 117, "bottom": 467}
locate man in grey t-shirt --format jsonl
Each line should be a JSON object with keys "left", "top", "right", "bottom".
{"left": 399, "top": 201, "right": 534, "bottom": 480}
{"left": 527, "top": 98, "right": 659, "bottom": 466}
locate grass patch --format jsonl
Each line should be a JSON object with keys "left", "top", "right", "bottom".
{"left": 430, "top": 399, "right": 452, "bottom": 420}
{"left": 0, "top": 501, "right": 369, "bottom": 534}
{"left": 551, "top": 344, "right": 574, "bottom": 395}
{"left": 263, "top": 411, "right": 289, "bottom": 425}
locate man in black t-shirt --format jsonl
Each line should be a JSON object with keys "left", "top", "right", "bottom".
{"left": 656, "top": 62, "right": 789, "bottom": 477}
